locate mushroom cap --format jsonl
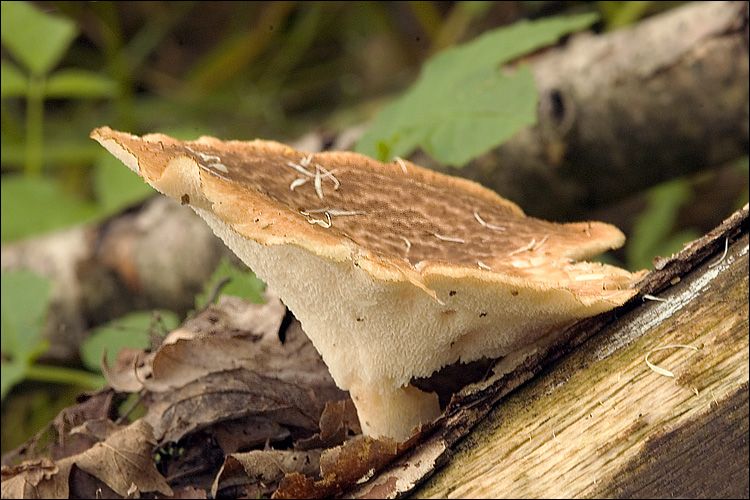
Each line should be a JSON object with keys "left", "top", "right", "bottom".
{"left": 92, "top": 127, "right": 641, "bottom": 438}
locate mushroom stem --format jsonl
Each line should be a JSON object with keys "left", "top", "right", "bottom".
{"left": 349, "top": 382, "right": 440, "bottom": 441}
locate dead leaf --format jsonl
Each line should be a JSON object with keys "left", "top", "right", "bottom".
{"left": 138, "top": 300, "right": 345, "bottom": 445}
{"left": 157, "top": 433, "right": 224, "bottom": 494}
{"left": 68, "top": 465, "right": 119, "bottom": 500}
{"left": 213, "top": 417, "right": 291, "bottom": 454}
{"left": 296, "top": 399, "right": 362, "bottom": 450}
{"left": 144, "top": 367, "right": 325, "bottom": 444}
{"left": 144, "top": 297, "right": 332, "bottom": 393}
{"left": 102, "top": 347, "right": 152, "bottom": 393}
{"left": 74, "top": 419, "right": 172, "bottom": 497}
{"left": 1, "top": 458, "right": 71, "bottom": 499}
{"left": 274, "top": 436, "right": 407, "bottom": 499}
{"left": 69, "top": 418, "right": 124, "bottom": 442}
{"left": 2, "top": 390, "right": 115, "bottom": 467}
{"left": 211, "top": 450, "right": 321, "bottom": 498}
{"left": 99, "top": 295, "right": 287, "bottom": 395}
{"left": 169, "top": 485, "right": 208, "bottom": 498}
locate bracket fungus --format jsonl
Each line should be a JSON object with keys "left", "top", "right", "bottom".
{"left": 91, "top": 127, "right": 641, "bottom": 441}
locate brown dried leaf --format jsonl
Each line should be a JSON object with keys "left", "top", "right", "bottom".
{"left": 1, "top": 458, "right": 71, "bottom": 499}
{"left": 69, "top": 418, "right": 124, "bottom": 442}
{"left": 102, "top": 347, "right": 152, "bottom": 393}
{"left": 2, "top": 390, "right": 115, "bottom": 467}
{"left": 169, "top": 485, "right": 209, "bottom": 498}
{"left": 74, "top": 419, "right": 172, "bottom": 497}
{"left": 295, "top": 399, "right": 362, "bottom": 450}
{"left": 145, "top": 296, "right": 289, "bottom": 392}
{"left": 144, "top": 367, "right": 325, "bottom": 444}
{"left": 213, "top": 417, "right": 291, "bottom": 455}
{"left": 211, "top": 450, "right": 321, "bottom": 499}
{"left": 139, "top": 299, "right": 345, "bottom": 445}
{"left": 273, "top": 436, "right": 407, "bottom": 499}
{"left": 68, "top": 466, "right": 119, "bottom": 500}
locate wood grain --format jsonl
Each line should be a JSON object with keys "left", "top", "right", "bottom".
{"left": 415, "top": 233, "right": 749, "bottom": 498}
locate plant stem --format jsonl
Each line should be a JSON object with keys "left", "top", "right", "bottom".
{"left": 25, "top": 364, "right": 104, "bottom": 389}
{"left": 25, "top": 75, "right": 45, "bottom": 176}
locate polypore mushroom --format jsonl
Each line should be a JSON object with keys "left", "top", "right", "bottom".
{"left": 91, "top": 127, "right": 641, "bottom": 441}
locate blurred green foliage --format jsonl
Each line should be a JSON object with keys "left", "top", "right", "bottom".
{"left": 0, "top": 257, "right": 262, "bottom": 452}
{"left": 1, "top": 175, "right": 99, "bottom": 241}
{"left": 1, "top": 270, "right": 103, "bottom": 400}
{"left": 597, "top": 1, "right": 653, "bottom": 30}
{"left": 1, "top": 1, "right": 148, "bottom": 243}
{"left": 1, "top": 1, "right": 77, "bottom": 77}
{"left": 1, "top": 270, "right": 51, "bottom": 399}
{"left": 356, "top": 13, "right": 597, "bottom": 165}
{"left": 0, "top": 259, "right": 261, "bottom": 403}
{"left": 736, "top": 157, "right": 749, "bottom": 208}
{"left": 195, "top": 257, "right": 267, "bottom": 310}
{"left": 626, "top": 179, "right": 700, "bottom": 270}
{"left": 80, "top": 310, "right": 179, "bottom": 372}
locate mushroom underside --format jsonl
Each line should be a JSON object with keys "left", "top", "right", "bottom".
{"left": 194, "top": 207, "right": 629, "bottom": 440}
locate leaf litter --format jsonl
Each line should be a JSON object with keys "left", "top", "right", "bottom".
{"left": 2, "top": 291, "right": 428, "bottom": 499}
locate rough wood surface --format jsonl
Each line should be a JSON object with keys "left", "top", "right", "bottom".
{"left": 417, "top": 237, "right": 748, "bottom": 498}
{"left": 348, "top": 206, "right": 748, "bottom": 499}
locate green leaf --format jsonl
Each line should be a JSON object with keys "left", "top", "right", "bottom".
{"left": 626, "top": 179, "right": 695, "bottom": 270}
{"left": 94, "top": 154, "right": 155, "bottom": 213}
{"left": 652, "top": 229, "right": 701, "bottom": 263}
{"left": 1, "top": 360, "right": 26, "bottom": 400}
{"left": 44, "top": 69, "right": 118, "bottom": 99}
{"left": 598, "top": 1, "right": 653, "bottom": 30}
{"left": 196, "top": 258, "right": 266, "bottom": 309}
{"left": 421, "top": 67, "right": 537, "bottom": 166}
{"left": 80, "top": 311, "right": 178, "bottom": 372}
{"left": 0, "top": 1, "right": 77, "bottom": 76}
{"left": 1, "top": 175, "right": 100, "bottom": 242}
{"left": 1, "top": 138, "right": 102, "bottom": 167}
{"left": 1, "top": 270, "right": 52, "bottom": 361}
{"left": 0, "top": 60, "right": 28, "bottom": 98}
{"left": 357, "top": 12, "right": 598, "bottom": 166}
{"left": 735, "top": 156, "right": 749, "bottom": 208}
{"left": 1, "top": 269, "right": 52, "bottom": 399}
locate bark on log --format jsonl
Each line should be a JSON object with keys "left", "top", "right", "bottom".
{"left": 348, "top": 205, "right": 749, "bottom": 499}
{"left": 424, "top": 0, "right": 749, "bottom": 219}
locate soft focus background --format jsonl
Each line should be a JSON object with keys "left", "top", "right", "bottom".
{"left": 1, "top": 1, "right": 748, "bottom": 453}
